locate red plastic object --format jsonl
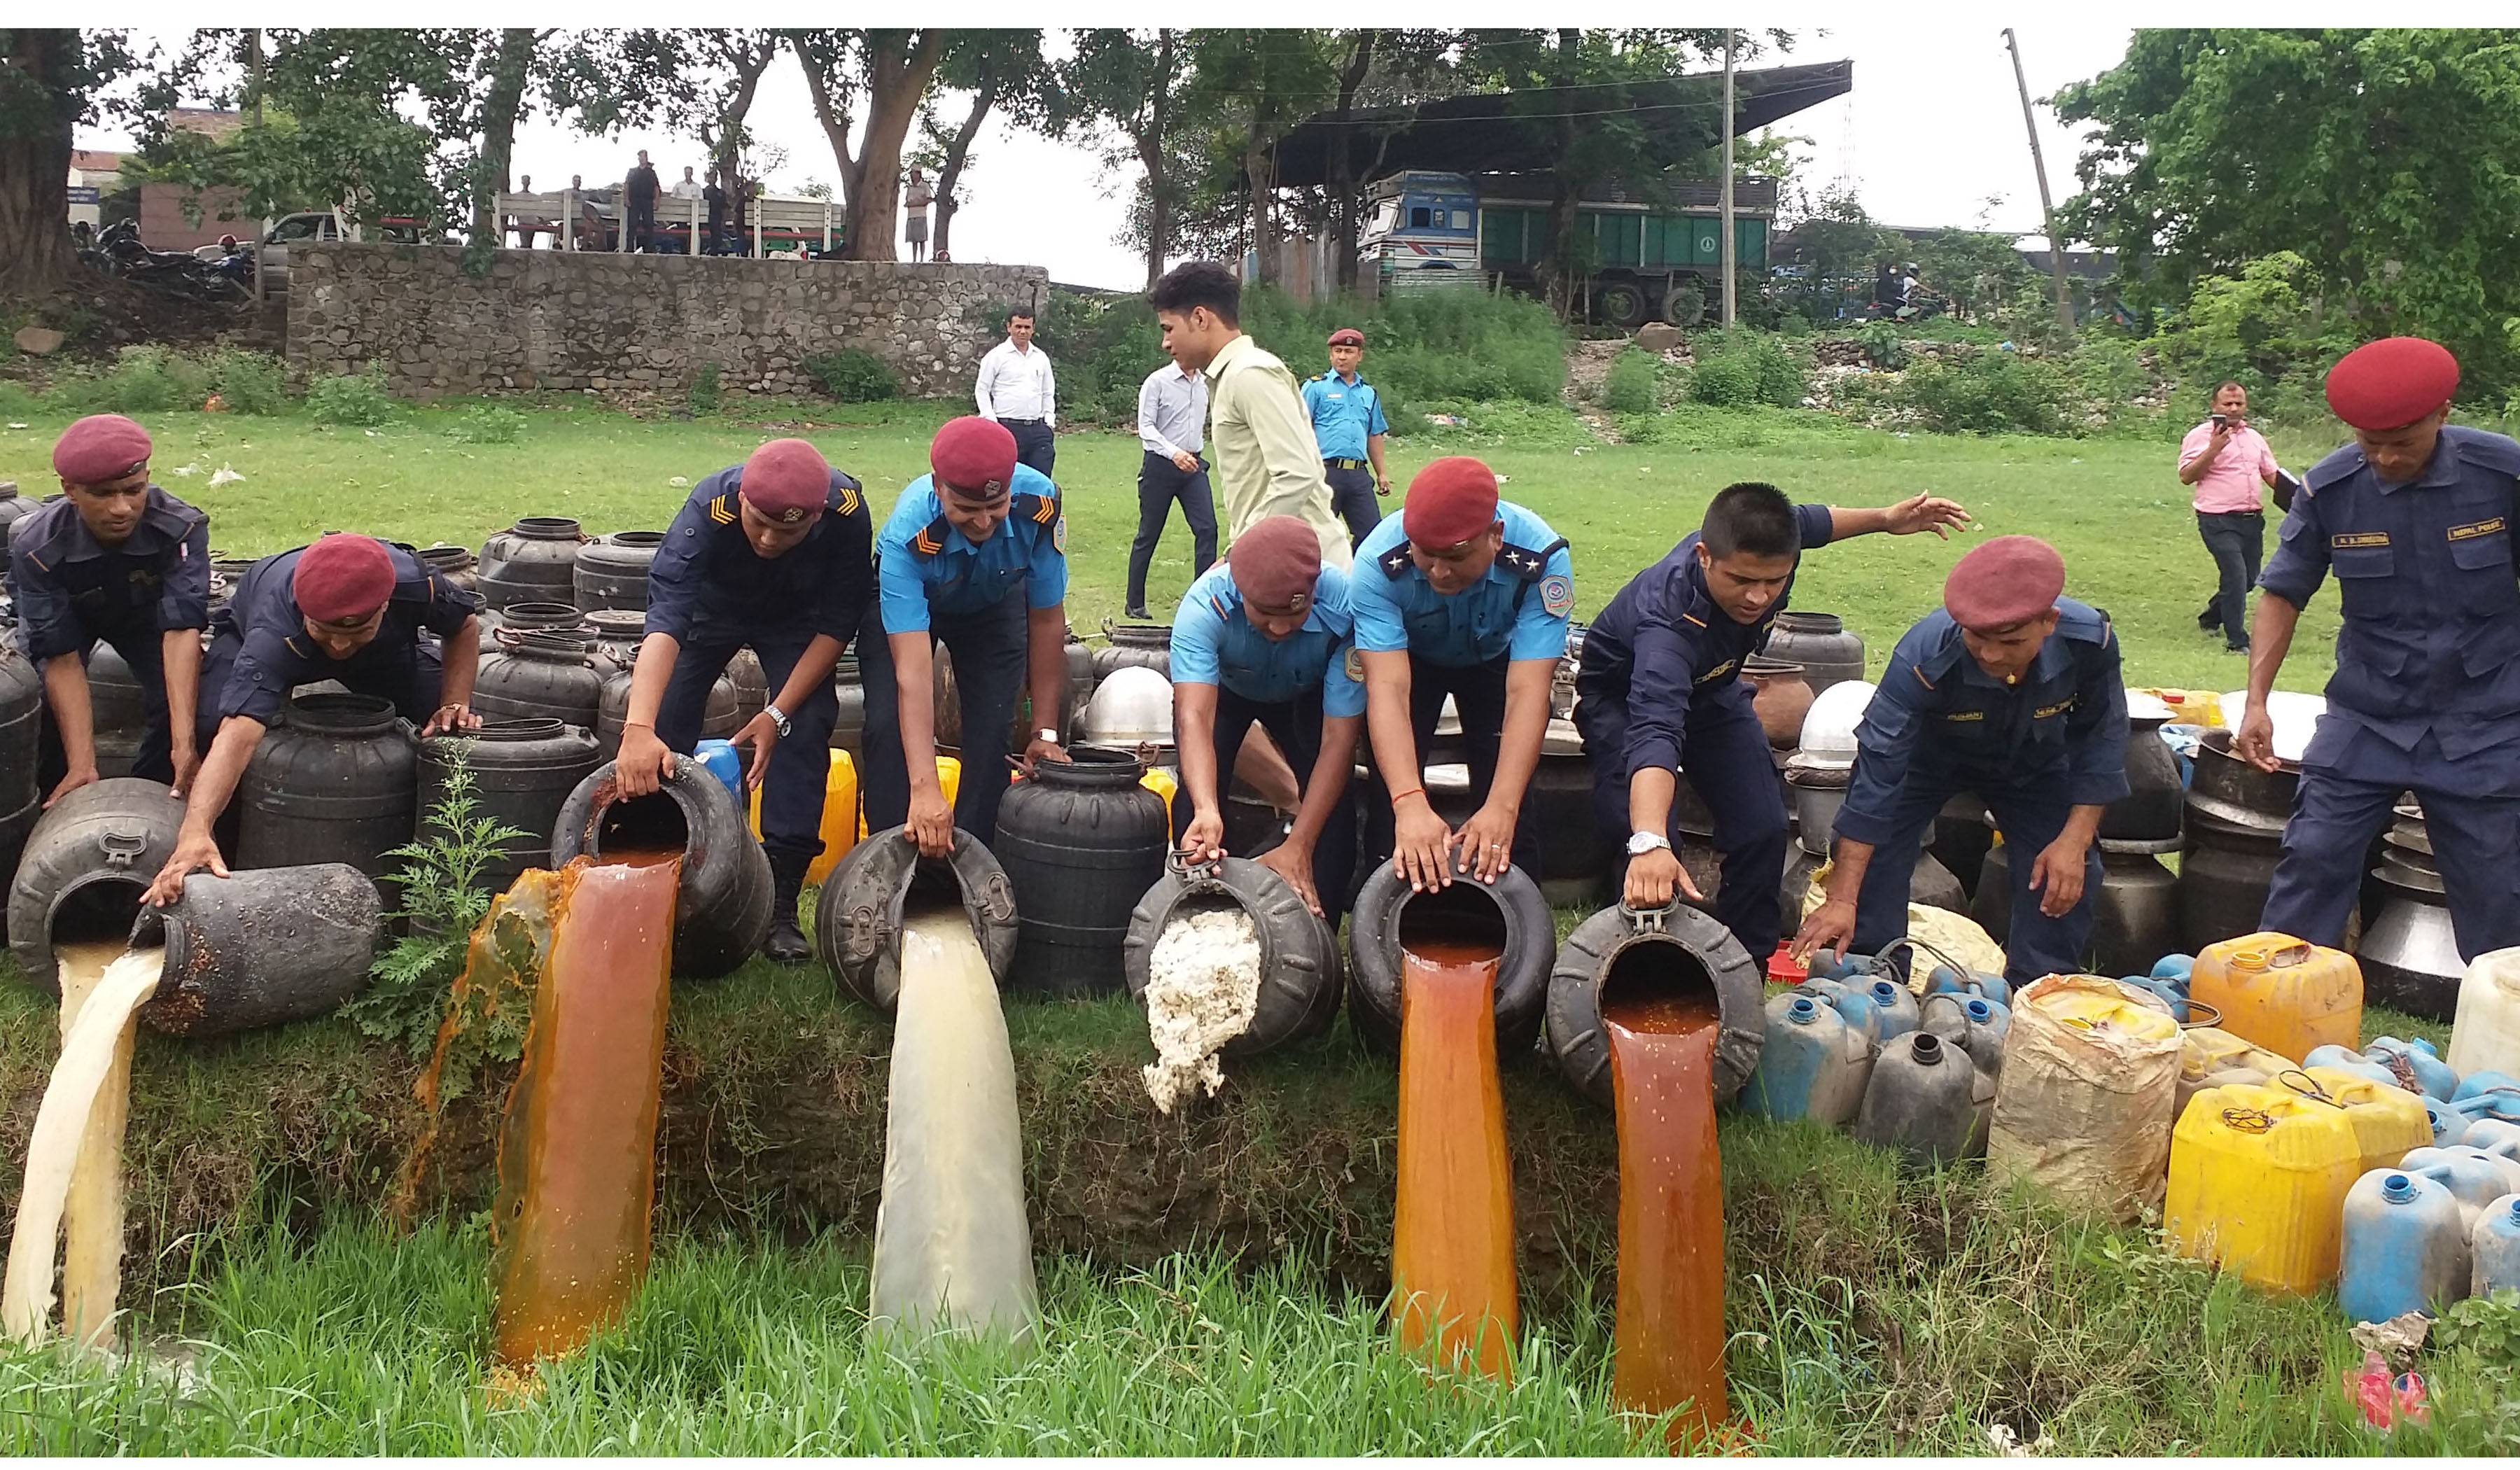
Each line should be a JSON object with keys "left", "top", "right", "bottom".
{"left": 1766, "top": 941, "right": 1807, "bottom": 984}
{"left": 2343, "top": 1350, "right": 2431, "bottom": 1430}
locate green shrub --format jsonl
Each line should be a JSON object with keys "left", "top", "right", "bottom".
{"left": 1853, "top": 321, "right": 1910, "bottom": 370}
{"left": 1684, "top": 329, "right": 1807, "bottom": 410}
{"left": 306, "top": 365, "right": 398, "bottom": 426}
{"left": 209, "top": 349, "right": 289, "bottom": 416}
{"left": 1613, "top": 410, "right": 1666, "bottom": 444}
{"left": 1601, "top": 348, "right": 1658, "bottom": 414}
{"left": 443, "top": 404, "right": 526, "bottom": 444}
{"left": 68, "top": 345, "right": 210, "bottom": 414}
{"left": 804, "top": 348, "right": 899, "bottom": 403}
{"left": 687, "top": 360, "right": 722, "bottom": 416}
{"left": 348, "top": 750, "right": 530, "bottom": 1065}
{"left": 1898, "top": 349, "right": 2078, "bottom": 435}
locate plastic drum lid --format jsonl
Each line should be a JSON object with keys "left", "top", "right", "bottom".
{"left": 1795, "top": 678, "right": 1877, "bottom": 767}
{"left": 2220, "top": 689, "right": 2326, "bottom": 765}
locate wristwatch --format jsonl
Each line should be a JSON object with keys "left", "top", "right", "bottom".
{"left": 1627, "top": 831, "right": 1673, "bottom": 857}
{"left": 1033, "top": 727, "right": 1060, "bottom": 745}
{"left": 765, "top": 704, "right": 792, "bottom": 738}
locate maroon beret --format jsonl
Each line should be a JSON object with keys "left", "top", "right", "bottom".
{"left": 930, "top": 416, "right": 1018, "bottom": 498}
{"left": 1228, "top": 516, "right": 1322, "bottom": 616}
{"left": 737, "top": 438, "right": 830, "bottom": 524}
{"left": 1327, "top": 327, "right": 1365, "bottom": 348}
{"left": 1402, "top": 456, "right": 1501, "bottom": 549}
{"left": 1943, "top": 536, "right": 2066, "bottom": 631}
{"left": 52, "top": 414, "right": 153, "bottom": 485}
{"left": 293, "top": 533, "right": 397, "bottom": 623}
{"left": 2325, "top": 337, "right": 2460, "bottom": 431}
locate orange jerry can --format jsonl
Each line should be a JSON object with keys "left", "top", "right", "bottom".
{"left": 2190, "top": 932, "right": 2362, "bottom": 1063}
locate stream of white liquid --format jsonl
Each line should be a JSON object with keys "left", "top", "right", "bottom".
{"left": 867, "top": 909, "right": 1038, "bottom": 1344}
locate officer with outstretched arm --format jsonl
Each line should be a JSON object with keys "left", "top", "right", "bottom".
{"left": 613, "top": 438, "right": 871, "bottom": 963}
{"left": 1791, "top": 536, "right": 2128, "bottom": 983}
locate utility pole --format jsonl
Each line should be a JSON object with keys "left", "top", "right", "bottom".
{"left": 248, "top": 29, "right": 266, "bottom": 309}
{"left": 1720, "top": 29, "right": 1737, "bottom": 328}
{"left": 2003, "top": 27, "right": 2076, "bottom": 338}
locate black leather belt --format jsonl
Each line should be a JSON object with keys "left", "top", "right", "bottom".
{"left": 1324, "top": 457, "right": 1368, "bottom": 470}
{"left": 1000, "top": 416, "right": 1047, "bottom": 426}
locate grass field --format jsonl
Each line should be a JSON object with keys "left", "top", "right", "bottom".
{"left": 2, "top": 396, "right": 2494, "bottom": 1455}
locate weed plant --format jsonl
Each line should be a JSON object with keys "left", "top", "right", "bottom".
{"left": 346, "top": 751, "right": 529, "bottom": 1065}
{"left": 444, "top": 405, "right": 527, "bottom": 444}
{"left": 685, "top": 361, "right": 722, "bottom": 417}
{"left": 804, "top": 349, "right": 899, "bottom": 403}
{"left": 1600, "top": 348, "right": 1658, "bottom": 414}
{"left": 305, "top": 365, "right": 397, "bottom": 426}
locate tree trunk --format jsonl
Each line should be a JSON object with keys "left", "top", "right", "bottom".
{"left": 1246, "top": 108, "right": 1275, "bottom": 288}
{"left": 1138, "top": 28, "right": 1176, "bottom": 290}
{"left": 843, "top": 30, "right": 946, "bottom": 262}
{"left": 931, "top": 64, "right": 1000, "bottom": 263}
{"left": 710, "top": 36, "right": 778, "bottom": 197}
{"left": 469, "top": 28, "right": 537, "bottom": 246}
{"left": 1, "top": 30, "right": 83, "bottom": 300}
{"left": 1329, "top": 30, "right": 1378, "bottom": 295}
{"left": 795, "top": 36, "right": 860, "bottom": 209}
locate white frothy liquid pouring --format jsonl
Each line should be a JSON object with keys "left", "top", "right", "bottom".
{"left": 4, "top": 941, "right": 167, "bottom": 1350}
{"left": 1140, "top": 905, "right": 1261, "bottom": 1114}
{"left": 867, "top": 909, "right": 1038, "bottom": 1345}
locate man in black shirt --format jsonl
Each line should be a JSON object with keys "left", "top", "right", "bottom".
{"left": 625, "top": 149, "right": 661, "bottom": 252}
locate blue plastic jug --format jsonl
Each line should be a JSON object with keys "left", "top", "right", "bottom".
{"left": 1923, "top": 965, "right": 2011, "bottom": 1009}
{"left": 2454, "top": 1071, "right": 2520, "bottom": 1104}
{"left": 2304, "top": 1044, "right": 2402, "bottom": 1092}
{"left": 2399, "top": 1147, "right": 2520, "bottom": 1221}
{"left": 2365, "top": 1036, "right": 2460, "bottom": 1100}
{"left": 2152, "top": 953, "right": 2197, "bottom": 983}
{"left": 692, "top": 738, "right": 743, "bottom": 802}
{"left": 2475, "top": 1195, "right": 2520, "bottom": 1296}
{"left": 1740, "top": 990, "right": 1875, "bottom": 1127}
{"left": 2341, "top": 1168, "right": 2470, "bottom": 1322}
{"left": 1805, "top": 948, "right": 1870, "bottom": 982}
{"left": 1865, "top": 977, "right": 1921, "bottom": 1041}
{"left": 2451, "top": 1086, "right": 2520, "bottom": 1133}
{"left": 2467, "top": 1118, "right": 2520, "bottom": 1154}
{"left": 2122, "top": 974, "right": 2193, "bottom": 1023}
{"left": 1797, "top": 976, "right": 1886, "bottom": 1044}
{"left": 1920, "top": 993, "right": 2010, "bottom": 1077}
{"left": 2427, "top": 1097, "right": 2467, "bottom": 1147}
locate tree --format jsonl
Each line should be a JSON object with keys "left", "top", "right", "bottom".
{"left": 1183, "top": 30, "right": 1337, "bottom": 287}
{"left": 789, "top": 29, "right": 946, "bottom": 261}
{"left": 554, "top": 29, "right": 780, "bottom": 199}
{"left": 1, "top": 29, "right": 134, "bottom": 297}
{"left": 920, "top": 29, "right": 1047, "bottom": 262}
{"left": 2056, "top": 28, "right": 2520, "bottom": 391}
{"left": 1053, "top": 27, "right": 1194, "bottom": 289}
{"left": 463, "top": 29, "right": 544, "bottom": 245}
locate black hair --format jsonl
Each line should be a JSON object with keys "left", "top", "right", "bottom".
{"left": 1701, "top": 482, "right": 1800, "bottom": 561}
{"left": 1007, "top": 307, "right": 1035, "bottom": 323}
{"left": 2211, "top": 379, "right": 2245, "bottom": 400}
{"left": 1149, "top": 260, "right": 1241, "bottom": 326}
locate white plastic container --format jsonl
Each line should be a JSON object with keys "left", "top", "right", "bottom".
{"left": 2450, "top": 948, "right": 2520, "bottom": 1079}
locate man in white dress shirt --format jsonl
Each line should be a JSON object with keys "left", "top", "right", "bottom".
{"left": 1128, "top": 360, "right": 1215, "bottom": 619}
{"left": 975, "top": 309, "right": 1058, "bottom": 478}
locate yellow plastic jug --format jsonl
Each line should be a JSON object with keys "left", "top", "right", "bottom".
{"left": 2190, "top": 932, "right": 2362, "bottom": 1063}
{"left": 746, "top": 750, "right": 862, "bottom": 883}
{"left": 857, "top": 756, "right": 960, "bottom": 841}
{"left": 2288, "top": 1066, "right": 2432, "bottom": 1175}
{"left": 2166, "top": 1080, "right": 2364, "bottom": 1294}
{"left": 2136, "top": 687, "right": 2224, "bottom": 729}
{"left": 1139, "top": 765, "right": 1179, "bottom": 830}
{"left": 2176, "top": 1027, "right": 2297, "bottom": 1115}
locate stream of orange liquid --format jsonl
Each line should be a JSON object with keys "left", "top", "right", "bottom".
{"left": 1391, "top": 939, "right": 1517, "bottom": 1382}
{"left": 1605, "top": 988, "right": 1728, "bottom": 1441}
{"left": 489, "top": 852, "right": 680, "bottom": 1368}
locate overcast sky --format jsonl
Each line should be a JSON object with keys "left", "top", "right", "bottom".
{"left": 82, "top": 13, "right": 2142, "bottom": 286}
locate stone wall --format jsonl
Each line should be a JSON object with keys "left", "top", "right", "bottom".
{"left": 285, "top": 243, "right": 1049, "bottom": 402}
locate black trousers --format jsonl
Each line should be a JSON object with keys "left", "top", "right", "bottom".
{"left": 1578, "top": 687, "right": 1787, "bottom": 960}
{"left": 626, "top": 197, "right": 656, "bottom": 250}
{"left": 654, "top": 621, "right": 843, "bottom": 864}
{"left": 1324, "top": 463, "right": 1383, "bottom": 548}
{"left": 2197, "top": 510, "right": 2264, "bottom": 649}
{"left": 1212, "top": 685, "right": 1358, "bottom": 916}
{"left": 1128, "top": 451, "right": 1217, "bottom": 611}
{"left": 858, "top": 591, "right": 1029, "bottom": 846}
{"left": 1002, "top": 418, "right": 1056, "bottom": 479}
{"left": 1362, "top": 651, "right": 1539, "bottom": 878}
{"left": 194, "top": 631, "right": 443, "bottom": 753}
{"left": 36, "top": 624, "right": 178, "bottom": 787}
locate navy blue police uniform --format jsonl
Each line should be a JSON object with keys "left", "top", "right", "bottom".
{"left": 1302, "top": 370, "right": 1390, "bottom": 547}
{"left": 645, "top": 464, "right": 872, "bottom": 865}
{"left": 1349, "top": 503, "right": 1573, "bottom": 876}
{"left": 2257, "top": 424, "right": 2520, "bottom": 960}
{"left": 859, "top": 463, "right": 1067, "bottom": 844}
{"left": 10, "top": 484, "right": 209, "bottom": 785}
{"left": 197, "top": 542, "right": 480, "bottom": 748}
{"left": 1576, "top": 503, "right": 1837, "bottom": 958}
{"left": 1835, "top": 599, "right": 2129, "bottom": 983}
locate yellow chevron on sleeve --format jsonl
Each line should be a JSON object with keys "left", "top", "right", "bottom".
{"left": 707, "top": 493, "right": 736, "bottom": 524}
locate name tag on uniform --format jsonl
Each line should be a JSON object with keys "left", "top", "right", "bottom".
{"left": 2331, "top": 531, "right": 2390, "bottom": 549}
{"left": 2450, "top": 517, "right": 2507, "bottom": 541}
{"left": 1944, "top": 710, "right": 1984, "bottom": 722}
{"left": 2034, "top": 698, "right": 2076, "bottom": 719}
{"left": 1694, "top": 657, "right": 1737, "bottom": 685}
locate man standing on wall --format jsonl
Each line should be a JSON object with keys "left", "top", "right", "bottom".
{"left": 1149, "top": 261, "right": 1350, "bottom": 570}
{"left": 904, "top": 169, "right": 932, "bottom": 264}
{"left": 2180, "top": 380, "right": 2284, "bottom": 655}
{"left": 703, "top": 174, "right": 729, "bottom": 255}
{"left": 976, "top": 309, "right": 1057, "bottom": 479}
{"left": 624, "top": 149, "right": 661, "bottom": 252}
{"left": 1126, "top": 354, "right": 1217, "bottom": 620}
{"left": 1302, "top": 327, "right": 1392, "bottom": 547}
{"left": 669, "top": 164, "right": 705, "bottom": 253}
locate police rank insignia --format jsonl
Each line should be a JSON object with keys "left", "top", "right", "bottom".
{"left": 1344, "top": 647, "right": 1364, "bottom": 682}
{"left": 1540, "top": 573, "right": 1574, "bottom": 617}
{"left": 780, "top": 507, "right": 805, "bottom": 523}
{"left": 1052, "top": 515, "right": 1068, "bottom": 553}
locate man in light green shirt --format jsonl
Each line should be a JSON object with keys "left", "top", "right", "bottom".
{"left": 1148, "top": 261, "right": 1351, "bottom": 570}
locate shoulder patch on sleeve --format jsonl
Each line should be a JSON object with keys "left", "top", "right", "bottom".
{"left": 1343, "top": 646, "right": 1364, "bottom": 682}
{"left": 1378, "top": 542, "right": 1414, "bottom": 578}
{"left": 1052, "top": 514, "right": 1067, "bottom": 554}
{"left": 1539, "top": 572, "right": 1574, "bottom": 617}
{"left": 1497, "top": 536, "right": 1570, "bottom": 582}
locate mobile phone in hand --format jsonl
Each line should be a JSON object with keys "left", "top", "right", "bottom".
{"left": 2211, "top": 414, "right": 2229, "bottom": 429}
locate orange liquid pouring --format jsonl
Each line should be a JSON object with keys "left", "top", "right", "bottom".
{"left": 489, "top": 853, "right": 680, "bottom": 1367}
{"left": 1605, "top": 989, "right": 1728, "bottom": 1441}
{"left": 1391, "top": 939, "right": 1517, "bottom": 1381}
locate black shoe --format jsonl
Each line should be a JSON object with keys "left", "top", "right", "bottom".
{"left": 764, "top": 851, "right": 813, "bottom": 965}
{"left": 764, "top": 914, "right": 812, "bottom": 965}
{"left": 1125, "top": 605, "right": 1151, "bottom": 620}
{"left": 2197, "top": 610, "right": 2221, "bottom": 632}
{"left": 2225, "top": 640, "right": 2251, "bottom": 655}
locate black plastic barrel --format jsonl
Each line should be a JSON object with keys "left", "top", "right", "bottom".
{"left": 237, "top": 692, "right": 419, "bottom": 879}
{"left": 1543, "top": 900, "right": 1767, "bottom": 1108}
{"left": 0, "top": 643, "right": 41, "bottom": 847}
{"left": 572, "top": 530, "right": 665, "bottom": 612}
{"left": 1763, "top": 610, "right": 1865, "bottom": 694}
{"left": 472, "top": 626, "right": 603, "bottom": 730}
{"left": 418, "top": 719, "right": 603, "bottom": 894}
{"left": 2178, "top": 729, "right": 2294, "bottom": 953}
{"left": 549, "top": 755, "right": 773, "bottom": 978}
{"left": 131, "top": 864, "right": 382, "bottom": 1037}
{"left": 477, "top": 598, "right": 587, "bottom": 640}
{"left": 1527, "top": 721, "right": 1607, "bottom": 908}
{"left": 727, "top": 647, "right": 769, "bottom": 726}
{"left": 415, "top": 543, "right": 478, "bottom": 593}
{"left": 1345, "top": 861, "right": 1557, "bottom": 1056}
{"left": 815, "top": 825, "right": 1021, "bottom": 1011}
{"left": 1091, "top": 619, "right": 1172, "bottom": 681}
{"left": 6, "top": 777, "right": 184, "bottom": 994}
{"left": 2101, "top": 708, "right": 2184, "bottom": 843}
{"left": 477, "top": 516, "right": 587, "bottom": 612}
{"left": 84, "top": 642, "right": 146, "bottom": 780}
{"left": 830, "top": 654, "right": 867, "bottom": 762}
{"left": 995, "top": 745, "right": 1170, "bottom": 996}
{"left": 0, "top": 482, "right": 36, "bottom": 578}
{"left": 1123, "top": 853, "right": 1343, "bottom": 1055}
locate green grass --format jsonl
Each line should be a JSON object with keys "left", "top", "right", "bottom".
{"left": 0, "top": 396, "right": 2344, "bottom": 696}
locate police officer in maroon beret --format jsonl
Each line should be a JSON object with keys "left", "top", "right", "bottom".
{"left": 1792, "top": 536, "right": 2129, "bottom": 983}
{"left": 615, "top": 438, "right": 872, "bottom": 963}
{"left": 13, "top": 414, "right": 209, "bottom": 799}
{"left": 2244, "top": 337, "right": 2520, "bottom": 988}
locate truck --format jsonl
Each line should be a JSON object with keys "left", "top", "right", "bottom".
{"left": 1359, "top": 169, "right": 1777, "bottom": 328}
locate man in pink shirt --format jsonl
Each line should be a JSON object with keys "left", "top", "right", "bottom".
{"left": 2180, "top": 380, "right": 2282, "bottom": 653}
